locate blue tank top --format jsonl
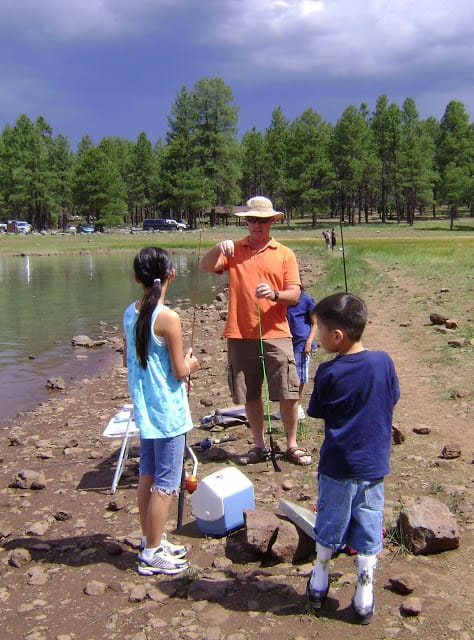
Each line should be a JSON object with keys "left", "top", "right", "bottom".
{"left": 123, "top": 302, "right": 193, "bottom": 439}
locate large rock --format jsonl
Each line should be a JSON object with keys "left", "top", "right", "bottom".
{"left": 244, "top": 509, "right": 314, "bottom": 563}
{"left": 429, "top": 313, "right": 448, "bottom": 325}
{"left": 397, "top": 496, "right": 460, "bottom": 555}
{"left": 10, "top": 469, "right": 47, "bottom": 490}
{"left": 46, "top": 376, "right": 66, "bottom": 391}
{"left": 244, "top": 509, "right": 280, "bottom": 555}
{"left": 71, "top": 335, "right": 106, "bottom": 348}
{"left": 441, "top": 443, "right": 461, "bottom": 459}
{"left": 430, "top": 313, "right": 448, "bottom": 324}
{"left": 270, "top": 518, "right": 314, "bottom": 563}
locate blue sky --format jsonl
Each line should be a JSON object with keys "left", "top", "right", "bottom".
{"left": 1, "top": 0, "right": 473, "bottom": 149}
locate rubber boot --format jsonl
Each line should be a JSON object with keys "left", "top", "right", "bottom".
{"left": 352, "top": 554, "right": 377, "bottom": 624}
{"left": 306, "top": 543, "right": 332, "bottom": 611}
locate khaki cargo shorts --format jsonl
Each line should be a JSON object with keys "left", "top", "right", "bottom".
{"left": 227, "top": 338, "right": 300, "bottom": 404}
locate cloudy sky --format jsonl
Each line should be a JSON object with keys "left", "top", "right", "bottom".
{"left": 1, "top": 0, "right": 473, "bottom": 149}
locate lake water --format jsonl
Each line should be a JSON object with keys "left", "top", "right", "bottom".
{"left": 0, "top": 252, "right": 224, "bottom": 425}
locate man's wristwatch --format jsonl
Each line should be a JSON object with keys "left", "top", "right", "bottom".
{"left": 273, "top": 290, "right": 280, "bottom": 301}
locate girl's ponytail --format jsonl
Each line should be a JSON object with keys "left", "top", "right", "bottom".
{"left": 133, "top": 248, "right": 172, "bottom": 368}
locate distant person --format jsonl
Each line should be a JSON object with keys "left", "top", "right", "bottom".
{"left": 123, "top": 246, "right": 199, "bottom": 575}
{"left": 330, "top": 228, "right": 336, "bottom": 251}
{"left": 306, "top": 292, "right": 400, "bottom": 623}
{"left": 322, "top": 230, "right": 330, "bottom": 251}
{"left": 202, "top": 195, "right": 312, "bottom": 466}
{"left": 286, "top": 288, "right": 317, "bottom": 420}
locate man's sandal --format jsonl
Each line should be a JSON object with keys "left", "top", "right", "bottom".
{"left": 237, "top": 446, "right": 271, "bottom": 465}
{"left": 285, "top": 446, "right": 312, "bottom": 466}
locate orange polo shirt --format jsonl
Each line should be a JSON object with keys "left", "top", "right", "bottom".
{"left": 218, "top": 236, "right": 301, "bottom": 339}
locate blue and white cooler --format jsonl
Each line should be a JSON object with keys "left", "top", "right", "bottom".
{"left": 191, "top": 467, "right": 255, "bottom": 536}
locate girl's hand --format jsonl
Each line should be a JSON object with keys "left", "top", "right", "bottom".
{"left": 184, "top": 349, "right": 199, "bottom": 376}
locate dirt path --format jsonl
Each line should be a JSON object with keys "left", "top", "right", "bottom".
{"left": 0, "top": 252, "right": 473, "bottom": 640}
{"left": 363, "top": 264, "right": 472, "bottom": 452}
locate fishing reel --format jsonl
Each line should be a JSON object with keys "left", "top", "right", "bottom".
{"left": 184, "top": 441, "right": 199, "bottom": 493}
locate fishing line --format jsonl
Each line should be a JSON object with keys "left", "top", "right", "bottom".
{"left": 257, "top": 304, "right": 281, "bottom": 472}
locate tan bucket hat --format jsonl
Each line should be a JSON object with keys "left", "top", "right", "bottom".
{"left": 236, "top": 196, "right": 284, "bottom": 220}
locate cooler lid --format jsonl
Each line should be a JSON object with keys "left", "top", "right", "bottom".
{"left": 191, "top": 467, "right": 253, "bottom": 521}
{"left": 191, "top": 481, "right": 224, "bottom": 520}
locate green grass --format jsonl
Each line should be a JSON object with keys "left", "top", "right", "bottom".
{"left": 384, "top": 526, "right": 412, "bottom": 559}
{"left": 301, "top": 230, "right": 474, "bottom": 406}
{"left": 310, "top": 235, "right": 474, "bottom": 296}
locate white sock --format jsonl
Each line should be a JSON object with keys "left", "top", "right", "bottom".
{"left": 353, "top": 554, "right": 377, "bottom": 610}
{"left": 141, "top": 545, "right": 160, "bottom": 561}
{"left": 141, "top": 535, "right": 146, "bottom": 549}
{"left": 310, "top": 543, "right": 332, "bottom": 592}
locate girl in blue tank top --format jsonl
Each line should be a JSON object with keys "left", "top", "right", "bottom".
{"left": 123, "top": 247, "right": 199, "bottom": 576}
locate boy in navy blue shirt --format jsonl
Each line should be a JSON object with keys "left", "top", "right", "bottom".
{"left": 306, "top": 292, "right": 400, "bottom": 623}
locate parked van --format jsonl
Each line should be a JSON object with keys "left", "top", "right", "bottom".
{"left": 143, "top": 218, "right": 184, "bottom": 231}
{"left": 143, "top": 218, "right": 178, "bottom": 231}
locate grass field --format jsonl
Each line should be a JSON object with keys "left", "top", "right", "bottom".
{"left": 1, "top": 213, "right": 473, "bottom": 256}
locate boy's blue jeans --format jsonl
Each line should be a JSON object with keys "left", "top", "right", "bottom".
{"left": 314, "top": 473, "right": 384, "bottom": 556}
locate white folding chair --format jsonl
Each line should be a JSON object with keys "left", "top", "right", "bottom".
{"left": 102, "top": 404, "right": 139, "bottom": 494}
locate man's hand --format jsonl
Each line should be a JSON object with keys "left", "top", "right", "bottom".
{"left": 255, "top": 282, "right": 275, "bottom": 300}
{"left": 217, "top": 240, "right": 234, "bottom": 257}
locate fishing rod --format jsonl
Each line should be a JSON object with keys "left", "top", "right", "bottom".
{"left": 337, "top": 188, "right": 348, "bottom": 293}
{"left": 177, "top": 222, "right": 203, "bottom": 530}
{"left": 257, "top": 304, "right": 281, "bottom": 472}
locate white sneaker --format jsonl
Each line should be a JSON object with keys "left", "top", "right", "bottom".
{"left": 160, "top": 533, "right": 187, "bottom": 558}
{"left": 298, "top": 405, "right": 305, "bottom": 420}
{"left": 138, "top": 533, "right": 187, "bottom": 561}
{"left": 137, "top": 547, "right": 189, "bottom": 575}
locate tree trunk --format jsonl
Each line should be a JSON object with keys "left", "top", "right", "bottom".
{"left": 450, "top": 205, "right": 456, "bottom": 230}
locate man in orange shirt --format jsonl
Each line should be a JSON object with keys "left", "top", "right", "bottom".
{"left": 202, "top": 196, "right": 312, "bottom": 466}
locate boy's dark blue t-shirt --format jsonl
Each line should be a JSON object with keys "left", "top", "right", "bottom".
{"left": 307, "top": 350, "right": 400, "bottom": 480}
{"left": 286, "top": 290, "right": 316, "bottom": 351}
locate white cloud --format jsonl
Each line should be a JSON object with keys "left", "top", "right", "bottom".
{"left": 2, "top": 0, "right": 472, "bottom": 77}
{"left": 212, "top": 0, "right": 474, "bottom": 76}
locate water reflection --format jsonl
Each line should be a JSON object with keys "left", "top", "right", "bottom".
{"left": 0, "top": 252, "right": 225, "bottom": 424}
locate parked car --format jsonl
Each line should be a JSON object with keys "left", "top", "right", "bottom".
{"left": 0, "top": 223, "right": 7, "bottom": 233}
{"left": 13, "top": 220, "right": 32, "bottom": 234}
{"left": 143, "top": 218, "right": 183, "bottom": 231}
{"left": 77, "top": 224, "right": 95, "bottom": 234}
{"left": 176, "top": 220, "right": 187, "bottom": 231}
